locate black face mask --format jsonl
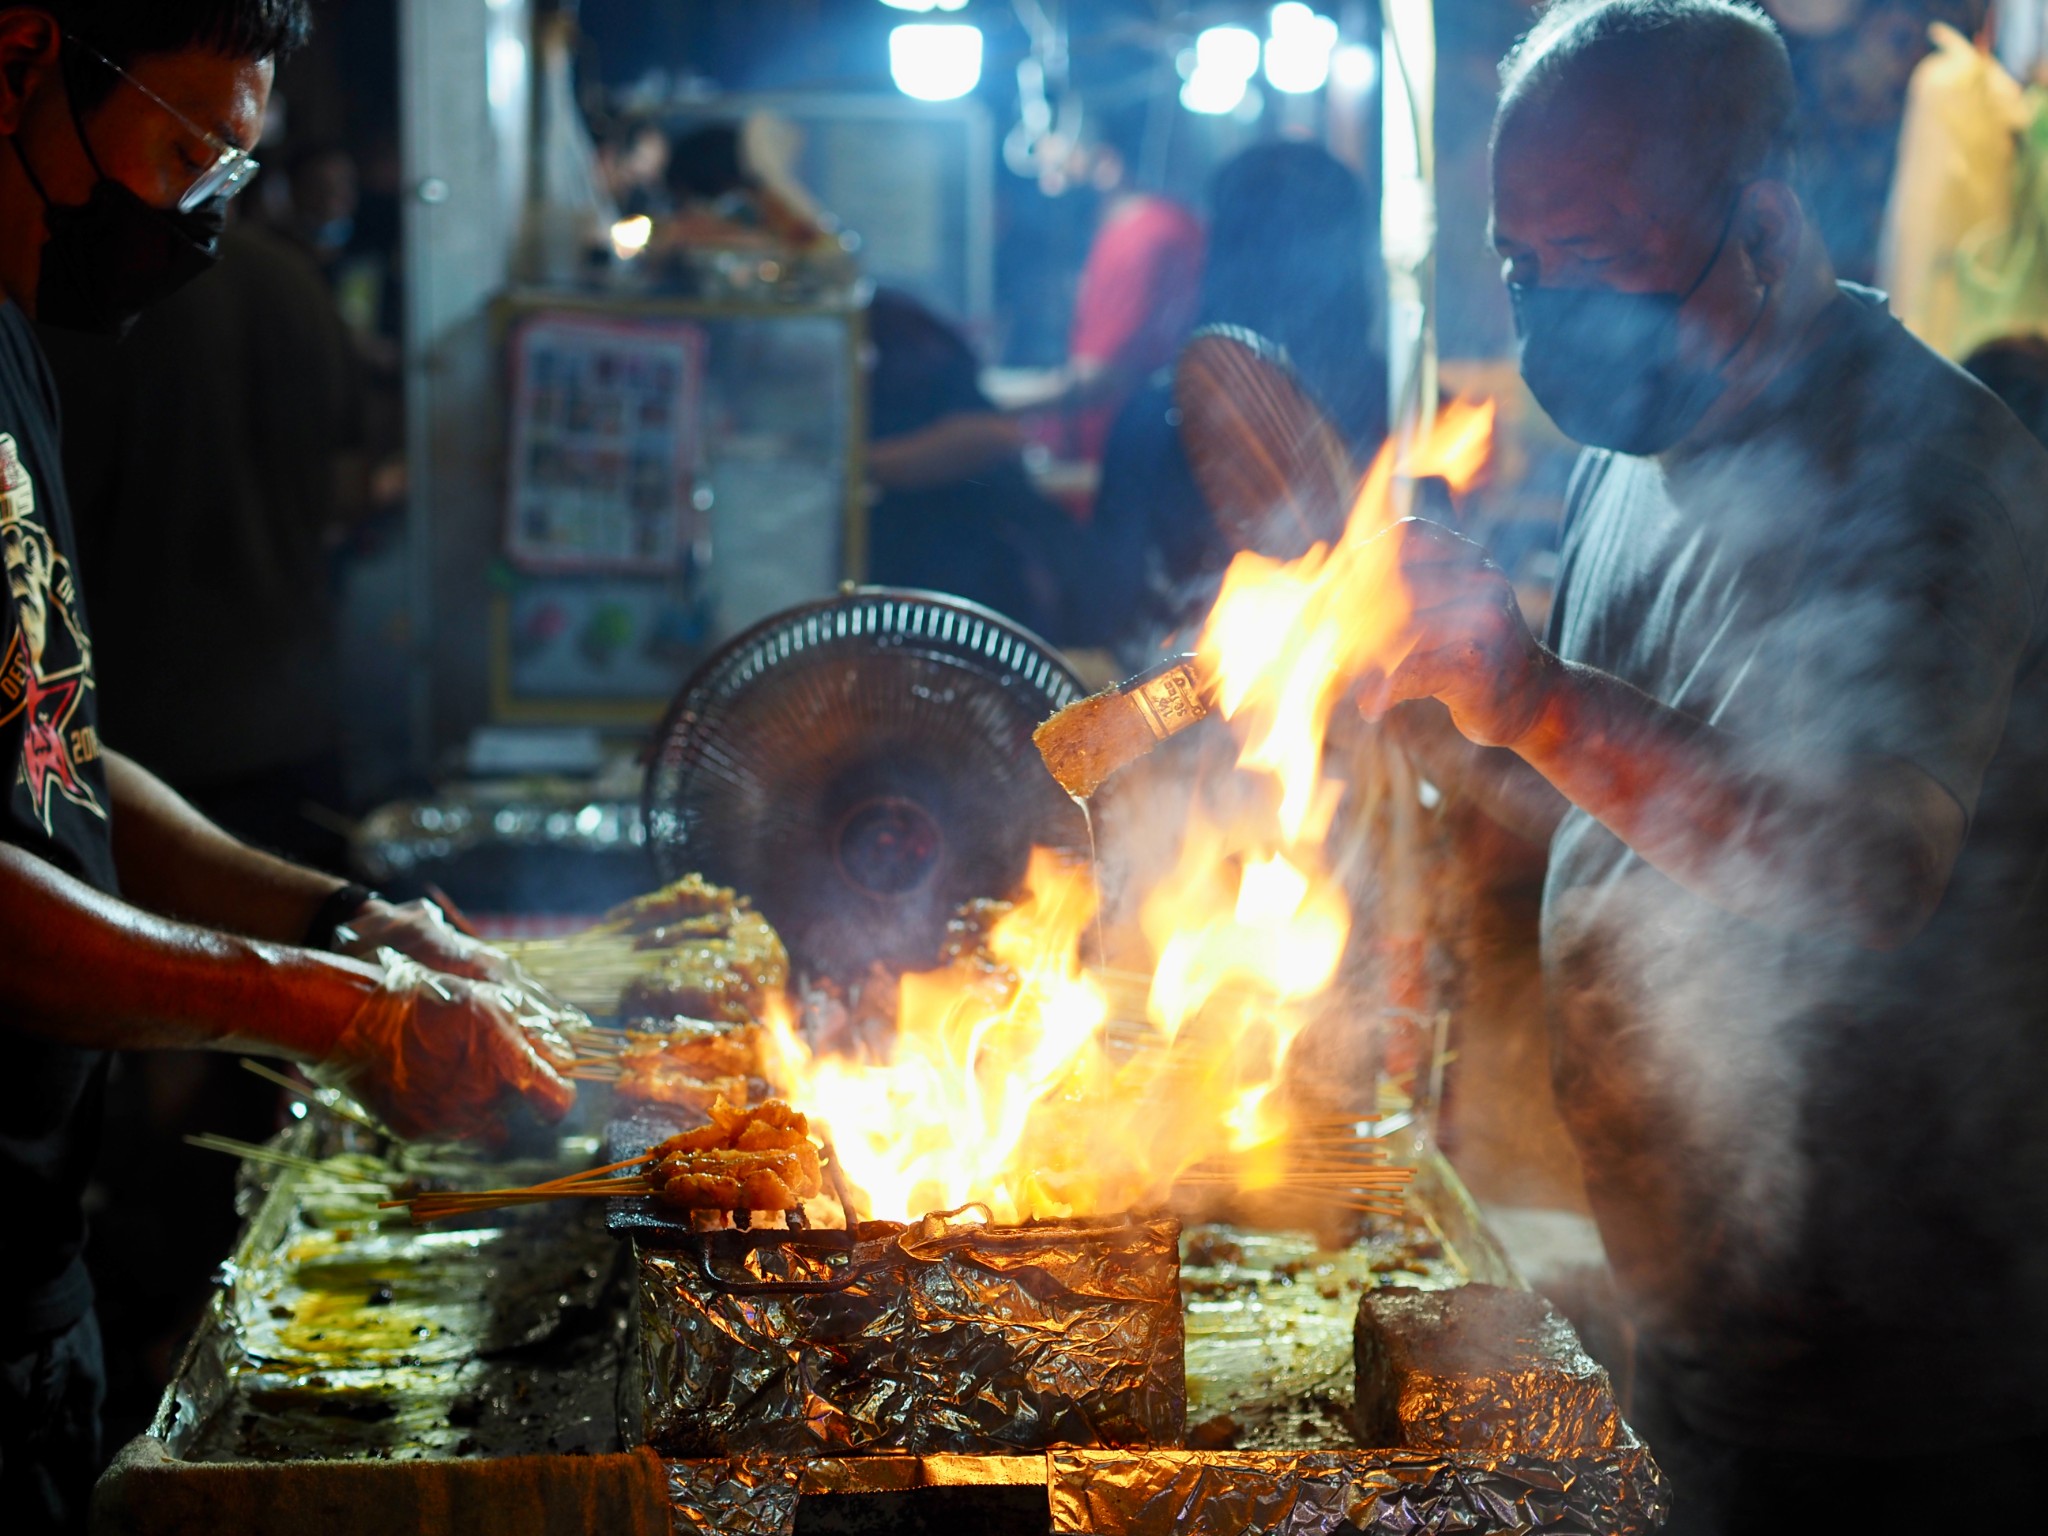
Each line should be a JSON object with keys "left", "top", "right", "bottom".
{"left": 1510, "top": 196, "right": 1760, "bottom": 456}
{"left": 8, "top": 77, "right": 226, "bottom": 337}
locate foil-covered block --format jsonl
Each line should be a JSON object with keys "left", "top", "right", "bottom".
{"left": 1046, "top": 1446, "right": 1671, "bottom": 1536}
{"left": 666, "top": 1456, "right": 804, "bottom": 1536}
{"left": 1354, "top": 1283, "right": 1626, "bottom": 1454}
{"left": 639, "top": 1212, "right": 1185, "bottom": 1455}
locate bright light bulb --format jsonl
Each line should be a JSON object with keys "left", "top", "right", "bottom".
{"left": 889, "top": 23, "right": 983, "bottom": 102}
{"left": 1264, "top": 4, "right": 1338, "bottom": 93}
{"left": 609, "top": 215, "right": 653, "bottom": 260}
{"left": 881, "top": 0, "right": 967, "bottom": 10}
{"left": 1195, "top": 25, "right": 1261, "bottom": 82}
{"left": 1331, "top": 41, "right": 1377, "bottom": 91}
{"left": 1180, "top": 67, "right": 1249, "bottom": 115}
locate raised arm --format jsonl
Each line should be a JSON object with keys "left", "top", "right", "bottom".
{"left": 1381, "top": 696, "right": 1570, "bottom": 848}
{"left": 1374, "top": 519, "right": 1969, "bottom": 951}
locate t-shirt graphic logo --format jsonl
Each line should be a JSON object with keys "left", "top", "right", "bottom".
{"left": 0, "top": 433, "right": 102, "bottom": 832}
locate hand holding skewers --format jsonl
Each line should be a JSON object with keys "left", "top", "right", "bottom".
{"left": 312, "top": 950, "right": 577, "bottom": 1149}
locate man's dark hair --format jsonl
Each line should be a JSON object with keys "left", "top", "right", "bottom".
{"left": 1201, "top": 141, "right": 1384, "bottom": 447}
{"left": 1496, "top": 0, "right": 1799, "bottom": 195}
{"left": 42, "top": 1, "right": 312, "bottom": 107}
{"left": 667, "top": 124, "right": 747, "bottom": 203}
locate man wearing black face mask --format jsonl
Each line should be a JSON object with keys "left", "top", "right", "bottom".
{"left": 1377, "top": 2, "right": 2048, "bottom": 1531}
{"left": 0, "top": 8, "right": 581, "bottom": 1529}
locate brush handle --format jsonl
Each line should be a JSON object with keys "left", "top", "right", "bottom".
{"left": 1121, "top": 655, "right": 1211, "bottom": 741}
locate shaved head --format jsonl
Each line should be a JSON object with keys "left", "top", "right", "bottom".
{"left": 1497, "top": 0, "right": 1798, "bottom": 214}
{"left": 1487, "top": 0, "right": 1837, "bottom": 449}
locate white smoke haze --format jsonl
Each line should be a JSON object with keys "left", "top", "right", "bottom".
{"left": 1091, "top": 370, "right": 2048, "bottom": 1410}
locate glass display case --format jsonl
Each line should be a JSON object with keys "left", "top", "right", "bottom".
{"left": 488, "top": 287, "right": 867, "bottom": 725}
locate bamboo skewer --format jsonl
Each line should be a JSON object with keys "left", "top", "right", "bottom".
{"left": 184, "top": 1133, "right": 390, "bottom": 1184}
{"left": 236, "top": 1057, "right": 382, "bottom": 1131}
{"left": 387, "top": 1167, "right": 654, "bottom": 1222}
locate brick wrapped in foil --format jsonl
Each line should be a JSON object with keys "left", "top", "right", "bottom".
{"left": 666, "top": 1456, "right": 803, "bottom": 1536}
{"left": 1034, "top": 1280, "right": 1668, "bottom": 1534}
{"left": 639, "top": 1211, "right": 1185, "bottom": 1455}
{"left": 1046, "top": 1446, "right": 1670, "bottom": 1534}
{"left": 1354, "top": 1284, "right": 1628, "bottom": 1454}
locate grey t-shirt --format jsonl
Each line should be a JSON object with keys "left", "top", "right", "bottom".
{"left": 1543, "top": 284, "right": 2048, "bottom": 1451}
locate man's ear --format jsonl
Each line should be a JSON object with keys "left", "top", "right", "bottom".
{"left": 1742, "top": 179, "right": 1805, "bottom": 288}
{"left": 0, "top": 10, "right": 60, "bottom": 137}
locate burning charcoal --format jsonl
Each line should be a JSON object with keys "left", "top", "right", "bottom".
{"left": 1353, "top": 1283, "right": 1625, "bottom": 1455}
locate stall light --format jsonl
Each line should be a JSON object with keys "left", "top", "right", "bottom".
{"left": 1183, "top": 24, "right": 1259, "bottom": 115}
{"left": 880, "top": 0, "right": 968, "bottom": 9}
{"left": 1195, "top": 24, "right": 1262, "bottom": 81}
{"left": 1180, "top": 68, "right": 1248, "bottom": 115}
{"left": 890, "top": 22, "right": 984, "bottom": 101}
{"left": 610, "top": 214, "right": 653, "bottom": 260}
{"left": 1331, "top": 41, "right": 1377, "bottom": 92}
{"left": 1265, "top": 2, "right": 1338, "bottom": 94}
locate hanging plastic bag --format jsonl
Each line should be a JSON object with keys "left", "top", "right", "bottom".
{"left": 1953, "top": 88, "right": 2048, "bottom": 355}
{"left": 1878, "top": 24, "right": 2029, "bottom": 357}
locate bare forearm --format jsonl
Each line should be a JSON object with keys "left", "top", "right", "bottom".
{"left": 1465, "top": 746, "right": 1570, "bottom": 846}
{"left": 0, "top": 842, "right": 376, "bottom": 1057}
{"left": 1511, "top": 659, "right": 1959, "bottom": 947}
{"left": 869, "top": 413, "right": 1025, "bottom": 492}
{"left": 105, "top": 750, "right": 343, "bottom": 945}
{"left": 1385, "top": 700, "right": 1566, "bottom": 846}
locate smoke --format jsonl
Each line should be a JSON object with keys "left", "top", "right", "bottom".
{"left": 1522, "top": 350, "right": 2048, "bottom": 1437}
{"left": 1086, "top": 277, "right": 2048, "bottom": 1435}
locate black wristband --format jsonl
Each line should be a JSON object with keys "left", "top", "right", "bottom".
{"left": 305, "top": 882, "right": 378, "bottom": 952}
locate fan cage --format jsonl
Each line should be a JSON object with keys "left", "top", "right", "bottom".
{"left": 643, "top": 589, "right": 1085, "bottom": 886}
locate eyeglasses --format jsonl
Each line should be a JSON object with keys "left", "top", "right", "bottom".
{"left": 64, "top": 34, "right": 260, "bottom": 212}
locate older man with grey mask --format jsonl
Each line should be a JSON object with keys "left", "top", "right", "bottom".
{"left": 1379, "top": 2, "right": 2048, "bottom": 1529}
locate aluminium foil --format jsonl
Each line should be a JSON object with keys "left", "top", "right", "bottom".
{"left": 1354, "top": 1283, "right": 1628, "bottom": 1455}
{"left": 666, "top": 1456, "right": 804, "bottom": 1536}
{"left": 1045, "top": 1445, "right": 1671, "bottom": 1536}
{"left": 638, "top": 1210, "right": 1185, "bottom": 1455}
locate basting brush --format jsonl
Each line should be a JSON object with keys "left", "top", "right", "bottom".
{"left": 1033, "top": 654, "right": 1216, "bottom": 799}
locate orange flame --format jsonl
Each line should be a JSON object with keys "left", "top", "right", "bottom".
{"left": 760, "top": 851, "right": 1321, "bottom": 1222}
{"left": 1200, "top": 398, "right": 1495, "bottom": 839}
{"left": 760, "top": 402, "right": 1495, "bottom": 1225}
{"left": 1406, "top": 398, "right": 1497, "bottom": 491}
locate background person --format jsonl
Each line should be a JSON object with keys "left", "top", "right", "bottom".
{"left": 1093, "top": 140, "right": 1386, "bottom": 643}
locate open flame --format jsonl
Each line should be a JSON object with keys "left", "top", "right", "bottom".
{"left": 764, "top": 401, "right": 1496, "bottom": 1224}
{"left": 1201, "top": 397, "right": 1497, "bottom": 840}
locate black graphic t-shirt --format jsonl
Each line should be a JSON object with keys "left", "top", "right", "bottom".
{"left": 0, "top": 302, "right": 117, "bottom": 1341}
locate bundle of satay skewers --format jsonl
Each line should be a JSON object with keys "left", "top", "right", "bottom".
{"left": 384, "top": 1097, "right": 833, "bottom": 1225}
{"left": 552, "top": 1016, "right": 768, "bottom": 1122}
{"left": 1169, "top": 1120, "right": 1415, "bottom": 1223}
{"left": 495, "top": 875, "right": 789, "bottom": 1022}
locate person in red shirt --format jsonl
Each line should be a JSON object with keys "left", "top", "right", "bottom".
{"left": 1062, "top": 180, "right": 1205, "bottom": 463}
